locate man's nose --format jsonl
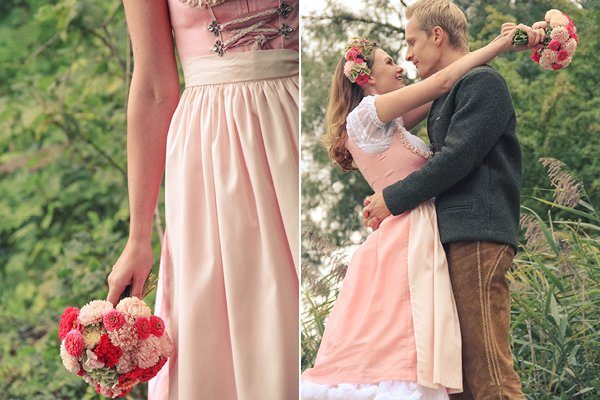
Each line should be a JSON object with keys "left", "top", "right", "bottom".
{"left": 405, "top": 50, "right": 413, "bottom": 62}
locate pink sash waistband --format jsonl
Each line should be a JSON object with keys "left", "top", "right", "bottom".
{"left": 181, "top": 49, "right": 299, "bottom": 87}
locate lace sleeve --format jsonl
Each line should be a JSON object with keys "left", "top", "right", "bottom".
{"left": 346, "top": 95, "right": 396, "bottom": 153}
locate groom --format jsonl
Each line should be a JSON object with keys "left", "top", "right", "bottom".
{"left": 362, "top": 1, "right": 539, "bottom": 399}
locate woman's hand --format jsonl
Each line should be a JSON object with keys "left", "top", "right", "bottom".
{"left": 107, "top": 238, "right": 154, "bottom": 305}
{"left": 498, "top": 23, "right": 546, "bottom": 52}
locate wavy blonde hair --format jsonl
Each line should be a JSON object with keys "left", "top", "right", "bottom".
{"left": 322, "top": 43, "right": 377, "bottom": 171}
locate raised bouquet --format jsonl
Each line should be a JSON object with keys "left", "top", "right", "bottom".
{"left": 58, "top": 294, "right": 173, "bottom": 398}
{"left": 514, "top": 9, "right": 578, "bottom": 70}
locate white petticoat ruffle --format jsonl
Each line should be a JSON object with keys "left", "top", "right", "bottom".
{"left": 301, "top": 379, "right": 450, "bottom": 400}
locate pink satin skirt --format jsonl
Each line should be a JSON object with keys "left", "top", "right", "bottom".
{"left": 148, "top": 49, "right": 299, "bottom": 400}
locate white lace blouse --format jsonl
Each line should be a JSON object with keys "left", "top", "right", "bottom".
{"left": 346, "top": 95, "right": 429, "bottom": 154}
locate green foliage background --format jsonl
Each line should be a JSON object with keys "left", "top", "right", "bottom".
{"left": 0, "top": 0, "right": 169, "bottom": 398}
{"left": 301, "top": 0, "right": 599, "bottom": 399}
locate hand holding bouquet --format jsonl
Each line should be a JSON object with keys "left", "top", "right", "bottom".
{"left": 513, "top": 9, "right": 578, "bottom": 70}
{"left": 58, "top": 291, "right": 173, "bottom": 398}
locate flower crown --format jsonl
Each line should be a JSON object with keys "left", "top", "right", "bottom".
{"left": 343, "top": 37, "right": 377, "bottom": 86}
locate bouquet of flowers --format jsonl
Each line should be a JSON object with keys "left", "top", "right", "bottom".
{"left": 514, "top": 9, "right": 578, "bottom": 70}
{"left": 58, "top": 290, "right": 173, "bottom": 398}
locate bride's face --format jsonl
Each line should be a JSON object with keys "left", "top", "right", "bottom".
{"left": 366, "top": 48, "right": 404, "bottom": 95}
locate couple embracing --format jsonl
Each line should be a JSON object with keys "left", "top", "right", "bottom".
{"left": 301, "top": 1, "right": 546, "bottom": 399}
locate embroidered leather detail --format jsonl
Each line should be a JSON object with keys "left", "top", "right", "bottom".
{"left": 206, "top": 1, "right": 294, "bottom": 56}
{"left": 277, "top": 2, "right": 293, "bottom": 18}
{"left": 180, "top": 0, "right": 227, "bottom": 9}
{"left": 207, "top": 19, "right": 220, "bottom": 36}
{"left": 279, "top": 23, "right": 294, "bottom": 39}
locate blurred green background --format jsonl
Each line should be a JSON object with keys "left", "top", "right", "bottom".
{"left": 0, "top": 0, "right": 171, "bottom": 398}
{"left": 301, "top": 0, "right": 599, "bottom": 399}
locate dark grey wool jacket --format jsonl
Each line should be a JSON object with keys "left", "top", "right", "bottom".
{"left": 382, "top": 65, "right": 522, "bottom": 251}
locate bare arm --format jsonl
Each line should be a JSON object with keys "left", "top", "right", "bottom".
{"left": 374, "top": 22, "right": 546, "bottom": 124}
{"left": 107, "top": 0, "right": 180, "bottom": 304}
{"left": 374, "top": 35, "right": 510, "bottom": 123}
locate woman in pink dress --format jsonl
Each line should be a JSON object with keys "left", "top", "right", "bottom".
{"left": 300, "top": 27, "right": 530, "bottom": 399}
{"left": 105, "top": 1, "right": 299, "bottom": 399}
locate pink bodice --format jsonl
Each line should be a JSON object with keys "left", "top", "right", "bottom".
{"left": 167, "top": 0, "right": 299, "bottom": 61}
{"left": 346, "top": 131, "right": 427, "bottom": 193}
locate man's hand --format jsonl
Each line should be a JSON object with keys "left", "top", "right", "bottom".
{"left": 362, "top": 192, "right": 391, "bottom": 230}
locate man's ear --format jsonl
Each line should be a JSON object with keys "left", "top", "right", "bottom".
{"left": 432, "top": 26, "right": 444, "bottom": 47}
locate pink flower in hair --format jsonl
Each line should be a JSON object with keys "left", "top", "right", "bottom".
{"left": 355, "top": 74, "right": 369, "bottom": 86}
{"left": 343, "top": 61, "right": 354, "bottom": 77}
{"left": 345, "top": 47, "right": 361, "bottom": 62}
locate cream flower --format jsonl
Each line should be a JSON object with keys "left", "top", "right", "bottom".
{"left": 159, "top": 333, "right": 175, "bottom": 358}
{"left": 83, "top": 325, "right": 103, "bottom": 349}
{"left": 83, "top": 348, "right": 105, "bottom": 370}
{"left": 550, "top": 26, "right": 570, "bottom": 44}
{"left": 545, "top": 9, "right": 563, "bottom": 21}
{"left": 107, "top": 321, "right": 138, "bottom": 352}
{"left": 116, "top": 297, "right": 152, "bottom": 319}
{"left": 549, "top": 14, "right": 569, "bottom": 28}
{"left": 60, "top": 341, "right": 81, "bottom": 374}
{"left": 135, "top": 336, "right": 161, "bottom": 369}
{"left": 79, "top": 300, "right": 113, "bottom": 326}
{"left": 559, "top": 56, "right": 572, "bottom": 67}
{"left": 538, "top": 56, "right": 554, "bottom": 70}
{"left": 541, "top": 49, "right": 558, "bottom": 63}
{"left": 116, "top": 350, "right": 136, "bottom": 374}
{"left": 563, "top": 38, "right": 577, "bottom": 54}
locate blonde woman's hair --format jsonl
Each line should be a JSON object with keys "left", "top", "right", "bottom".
{"left": 406, "top": 0, "right": 469, "bottom": 52}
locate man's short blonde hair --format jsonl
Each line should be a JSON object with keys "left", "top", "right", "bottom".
{"left": 406, "top": 0, "right": 469, "bottom": 51}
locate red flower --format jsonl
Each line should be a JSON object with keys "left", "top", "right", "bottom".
{"left": 76, "top": 369, "right": 85, "bottom": 377}
{"left": 150, "top": 316, "right": 165, "bottom": 337}
{"left": 354, "top": 57, "right": 364, "bottom": 64}
{"left": 93, "top": 334, "right": 122, "bottom": 367}
{"left": 345, "top": 47, "right": 361, "bottom": 62}
{"left": 570, "top": 31, "right": 579, "bottom": 43}
{"left": 557, "top": 49, "right": 570, "bottom": 61}
{"left": 58, "top": 307, "right": 80, "bottom": 340}
{"left": 551, "top": 63, "right": 563, "bottom": 70}
{"left": 355, "top": 74, "right": 369, "bottom": 86}
{"left": 563, "top": 12, "right": 574, "bottom": 24}
{"left": 117, "top": 357, "right": 167, "bottom": 394}
{"left": 64, "top": 330, "right": 85, "bottom": 357}
{"left": 530, "top": 50, "right": 541, "bottom": 63}
{"left": 566, "top": 22, "right": 575, "bottom": 33}
{"left": 548, "top": 39, "right": 561, "bottom": 51}
{"left": 103, "top": 309, "right": 126, "bottom": 332}
{"left": 135, "top": 317, "right": 151, "bottom": 339}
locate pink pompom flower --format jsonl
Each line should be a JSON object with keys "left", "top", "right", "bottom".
{"left": 103, "top": 310, "right": 126, "bottom": 332}
{"left": 150, "top": 316, "right": 165, "bottom": 337}
{"left": 548, "top": 39, "right": 561, "bottom": 51}
{"left": 135, "top": 317, "right": 151, "bottom": 339}
{"left": 557, "top": 49, "right": 570, "bottom": 62}
{"left": 64, "top": 330, "right": 85, "bottom": 357}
